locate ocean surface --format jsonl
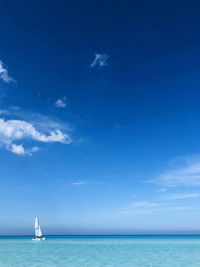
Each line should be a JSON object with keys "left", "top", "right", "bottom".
{"left": 1, "top": 235, "right": 200, "bottom": 266}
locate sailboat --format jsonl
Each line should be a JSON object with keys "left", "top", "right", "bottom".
{"left": 32, "top": 216, "right": 45, "bottom": 240}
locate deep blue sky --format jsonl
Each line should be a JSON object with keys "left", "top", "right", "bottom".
{"left": 1, "top": 0, "right": 200, "bottom": 234}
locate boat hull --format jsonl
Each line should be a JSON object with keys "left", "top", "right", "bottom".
{"left": 32, "top": 237, "right": 45, "bottom": 241}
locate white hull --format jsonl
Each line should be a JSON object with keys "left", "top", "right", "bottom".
{"left": 32, "top": 237, "right": 45, "bottom": 241}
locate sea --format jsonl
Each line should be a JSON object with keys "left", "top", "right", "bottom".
{"left": 0, "top": 235, "right": 200, "bottom": 266}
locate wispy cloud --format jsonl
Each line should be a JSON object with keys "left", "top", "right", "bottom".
{"left": 72, "top": 181, "right": 87, "bottom": 186}
{"left": 0, "top": 106, "right": 72, "bottom": 132}
{"left": 112, "top": 201, "right": 163, "bottom": 217}
{"left": 0, "top": 110, "right": 8, "bottom": 115}
{"left": 149, "top": 155, "right": 200, "bottom": 187}
{"left": 0, "top": 60, "right": 15, "bottom": 84}
{"left": 165, "top": 193, "right": 200, "bottom": 200}
{"left": 55, "top": 97, "right": 67, "bottom": 108}
{"left": 132, "top": 201, "right": 160, "bottom": 207}
{"left": 90, "top": 53, "right": 109, "bottom": 68}
{"left": 156, "top": 188, "right": 168, "bottom": 192}
{"left": 112, "top": 193, "right": 200, "bottom": 217}
{"left": 0, "top": 118, "right": 71, "bottom": 155}
{"left": 115, "top": 205, "right": 199, "bottom": 217}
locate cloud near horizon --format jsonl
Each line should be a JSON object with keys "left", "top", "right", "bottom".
{"left": 0, "top": 118, "right": 71, "bottom": 155}
{"left": 114, "top": 203, "right": 199, "bottom": 218}
{"left": 0, "top": 60, "right": 15, "bottom": 84}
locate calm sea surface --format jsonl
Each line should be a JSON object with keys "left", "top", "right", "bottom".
{"left": 0, "top": 235, "right": 200, "bottom": 266}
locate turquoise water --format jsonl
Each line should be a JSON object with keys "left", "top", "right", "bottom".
{"left": 1, "top": 235, "right": 200, "bottom": 266}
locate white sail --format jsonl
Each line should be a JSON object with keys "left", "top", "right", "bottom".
{"left": 35, "top": 216, "right": 42, "bottom": 237}
{"left": 38, "top": 225, "right": 42, "bottom": 237}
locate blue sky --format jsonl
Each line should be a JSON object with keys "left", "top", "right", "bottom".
{"left": 1, "top": 0, "right": 200, "bottom": 235}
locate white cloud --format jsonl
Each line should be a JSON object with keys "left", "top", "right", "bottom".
{"left": 0, "top": 60, "right": 15, "bottom": 84}
{"left": 9, "top": 144, "right": 26, "bottom": 155}
{"left": 90, "top": 53, "right": 109, "bottom": 68}
{"left": 166, "top": 193, "right": 200, "bottom": 200}
{"left": 149, "top": 156, "right": 200, "bottom": 187}
{"left": 0, "top": 118, "right": 70, "bottom": 143}
{"left": 9, "top": 144, "right": 40, "bottom": 156}
{"left": 55, "top": 97, "right": 67, "bottom": 108}
{"left": 72, "top": 182, "right": 86, "bottom": 186}
{"left": 0, "top": 118, "right": 71, "bottom": 156}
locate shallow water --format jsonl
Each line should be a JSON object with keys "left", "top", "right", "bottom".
{"left": 0, "top": 235, "right": 200, "bottom": 266}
